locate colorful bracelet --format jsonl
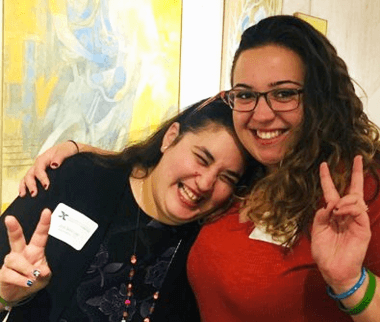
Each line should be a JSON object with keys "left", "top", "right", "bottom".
{"left": 68, "top": 140, "right": 80, "bottom": 153}
{"left": 338, "top": 269, "right": 377, "bottom": 315}
{"left": 327, "top": 267, "right": 367, "bottom": 300}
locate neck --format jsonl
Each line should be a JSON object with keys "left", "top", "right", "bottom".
{"left": 130, "top": 168, "right": 155, "bottom": 215}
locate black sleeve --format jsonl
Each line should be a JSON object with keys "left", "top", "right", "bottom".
{"left": 0, "top": 159, "right": 71, "bottom": 321}
{"left": 0, "top": 154, "right": 128, "bottom": 321}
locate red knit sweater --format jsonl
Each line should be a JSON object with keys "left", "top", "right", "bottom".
{"left": 187, "top": 174, "right": 380, "bottom": 321}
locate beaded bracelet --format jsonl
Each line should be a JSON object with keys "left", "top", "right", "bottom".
{"left": 327, "top": 267, "right": 367, "bottom": 300}
{"left": 338, "top": 269, "right": 377, "bottom": 315}
{"left": 68, "top": 140, "right": 80, "bottom": 153}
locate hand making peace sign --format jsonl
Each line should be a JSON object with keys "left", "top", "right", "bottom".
{"left": 311, "top": 155, "right": 371, "bottom": 291}
{"left": 0, "top": 209, "right": 52, "bottom": 306}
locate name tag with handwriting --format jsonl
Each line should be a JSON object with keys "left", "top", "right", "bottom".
{"left": 49, "top": 203, "right": 98, "bottom": 251}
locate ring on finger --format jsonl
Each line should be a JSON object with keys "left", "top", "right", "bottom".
{"left": 33, "top": 269, "right": 41, "bottom": 278}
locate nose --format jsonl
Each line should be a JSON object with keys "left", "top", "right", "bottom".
{"left": 195, "top": 169, "right": 217, "bottom": 193}
{"left": 250, "top": 96, "right": 276, "bottom": 122}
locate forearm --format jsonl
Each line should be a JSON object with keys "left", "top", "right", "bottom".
{"left": 77, "top": 142, "right": 117, "bottom": 155}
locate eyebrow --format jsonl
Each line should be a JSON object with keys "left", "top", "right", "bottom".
{"left": 195, "top": 146, "right": 242, "bottom": 181}
{"left": 234, "top": 80, "right": 303, "bottom": 89}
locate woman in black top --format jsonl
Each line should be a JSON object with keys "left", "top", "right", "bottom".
{"left": 0, "top": 98, "right": 260, "bottom": 321}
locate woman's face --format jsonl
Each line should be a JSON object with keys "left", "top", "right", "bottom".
{"left": 150, "top": 123, "right": 246, "bottom": 225}
{"left": 232, "top": 45, "right": 305, "bottom": 170}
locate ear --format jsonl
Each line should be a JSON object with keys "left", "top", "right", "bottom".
{"left": 161, "top": 122, "right": 180, "bottom": 153}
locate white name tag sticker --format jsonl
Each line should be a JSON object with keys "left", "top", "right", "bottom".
{"left": 49, "top": 203, "right": 98, "bottom": 251}
{"left": 249, "top": 226, "right": 286, "bottom": 246}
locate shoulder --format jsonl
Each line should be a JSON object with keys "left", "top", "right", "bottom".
{"left": 44, "top": 153, "right": 129, "bottom": 216}
{"left": 50, "top": 153, "right": 129, "bottom": 188}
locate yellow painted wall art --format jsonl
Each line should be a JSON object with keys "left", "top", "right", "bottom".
{"left": 2, "top": 0, "right": 181, "bottom": 209}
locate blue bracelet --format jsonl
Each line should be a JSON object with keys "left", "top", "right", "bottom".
{"left": 327, "top": 267, "right": 367, "bottom": 300}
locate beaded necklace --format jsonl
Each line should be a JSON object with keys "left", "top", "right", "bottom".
{"left": 120, "top": 207, "right": 183, "bottom": 322}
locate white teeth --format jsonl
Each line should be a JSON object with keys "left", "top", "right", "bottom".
{"left": 256, "top": 130, "right": 282, "bottom": 139}
{"left": 179, "top": 184, "right": 201, "bottom": 203}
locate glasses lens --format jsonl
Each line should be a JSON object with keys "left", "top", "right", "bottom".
{"left": 269, "top": 89, "right": 300, "bottom": 111}
{"left": 229, "top": 90, "right": 257, "bottom": 111}
{"left": 229, "top": 88, "right": 302, "bottom": 112}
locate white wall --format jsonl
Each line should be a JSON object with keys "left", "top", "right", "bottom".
{"left": 179, "top": 0, "right": 224, "bottom": 109}
{"left": 181, "top": 0, "right": 380, "bottom": 123}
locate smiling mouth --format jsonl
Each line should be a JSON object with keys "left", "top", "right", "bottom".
{"left": 178, "top": 182, "right": 203, "bottom": 205}
{"left": 256, "top": 129, "right": 287, "bottom": 139}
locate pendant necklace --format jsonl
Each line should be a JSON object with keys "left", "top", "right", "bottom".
{"left": 121, "top": 181, "right": 183, "bottom": 322}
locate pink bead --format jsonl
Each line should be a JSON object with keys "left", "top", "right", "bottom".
{"left": 125, "top": 299, "right": 131, "bottom": 305}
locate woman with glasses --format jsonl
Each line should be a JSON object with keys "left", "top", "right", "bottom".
{"left": 18, "top": 15, "right": 380, "bottom": 321}
{"left": 189, "top": 15, "right": 380, "bottom": 321}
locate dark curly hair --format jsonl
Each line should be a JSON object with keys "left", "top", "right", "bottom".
{"left": 230, "top": 15, "right": 380, "bottom": 246}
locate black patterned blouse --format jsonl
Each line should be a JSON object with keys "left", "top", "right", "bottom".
{"left": 59, "top": 183, "right": 197, "bottom": 322}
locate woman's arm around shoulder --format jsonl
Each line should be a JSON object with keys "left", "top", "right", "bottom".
{"left": 19, "top": 141, "right": 115, "bottom": 197}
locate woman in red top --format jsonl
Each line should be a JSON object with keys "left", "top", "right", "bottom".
{"left": 17, "top": 15, "right": 380, "bottom": 321}
{"left": 188, "top": 15, "right": 380, "bottom": 321}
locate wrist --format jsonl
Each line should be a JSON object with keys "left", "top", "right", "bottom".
{"left": 67, "top": 140, "right": 80, "bottom": 153}
{"left": 327, "top": 267, "right": 366, "bottom": 299}
{"left": 0, "top": 293, "right": 35, "bottom": 310}
{"left": 338, "top": 270, "right": 376, "bottom": 315}
{"left": 0, "top": 296, "right": 11, "bottom": 311}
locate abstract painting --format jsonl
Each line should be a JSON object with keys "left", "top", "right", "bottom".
{"left": 2, "top": 0, "right": 181, "bottom": 209}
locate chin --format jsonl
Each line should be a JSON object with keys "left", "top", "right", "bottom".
{"left": 168, "top": 211, "right": 198, "bottom": 224}
{"left": 257, "top": 157, "right": 281, "bottom": 168}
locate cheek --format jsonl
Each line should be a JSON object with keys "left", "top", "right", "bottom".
{"left": 285, "top": 109, "right": 304, "bottom": 147}
{"left": 292, "top": 104, "right": 304, "bottom": 125}
{"left": 232, "top": 113, "right": 249, "bottom": 139}
{"left": 168, "top": 156, "right": 196, "bottom": 180}
{"left": 233, "top": 112, "right": 244, "bottom": 128}
{"left": 289, "top": 108, "right": 304, "bottom": 135}
{"left": 211, "top": 184, "right": 234, "bottom": 206}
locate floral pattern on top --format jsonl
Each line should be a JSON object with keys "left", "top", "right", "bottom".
{"left": 58, "top": 185, "right": 193, "bottom": 322}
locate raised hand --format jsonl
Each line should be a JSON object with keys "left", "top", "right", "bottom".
{"left": 311, "top": 155, "right": 371, "bottom": 292}
{"left": 0, "top": 209, "right": 52, "bottom": 306}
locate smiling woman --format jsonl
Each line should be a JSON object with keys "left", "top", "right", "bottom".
{"left": 0, "top": 98, "right": 259, "bottom": 321}
{"left": 188, "top": 15, "right": 380, "bottom": 322}
{"left": 146, "top": 123, "right": 245, "bottom": 225}
{"left": 231, "top": 45, "right": 305, "bottom": 170}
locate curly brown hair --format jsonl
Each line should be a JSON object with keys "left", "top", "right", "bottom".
{"left": 231, "top": 15, "right": 380, "bottom": 246}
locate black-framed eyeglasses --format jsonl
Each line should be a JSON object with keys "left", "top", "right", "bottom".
{"left": 225, "top": 88, "right": 304, "bottom": 112}
{"left": 193, "top": 87, "right": 303, "bottom": 114}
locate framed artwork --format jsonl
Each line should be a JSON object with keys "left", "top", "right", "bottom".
{"left": 220, "top": 0, "right": 283, "bottom": 90}
{"left": 1, "top": 0, "right": 181, "bottom": 209}
{"left": 294, "top": 12, "right": 328, "bottom": 35}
